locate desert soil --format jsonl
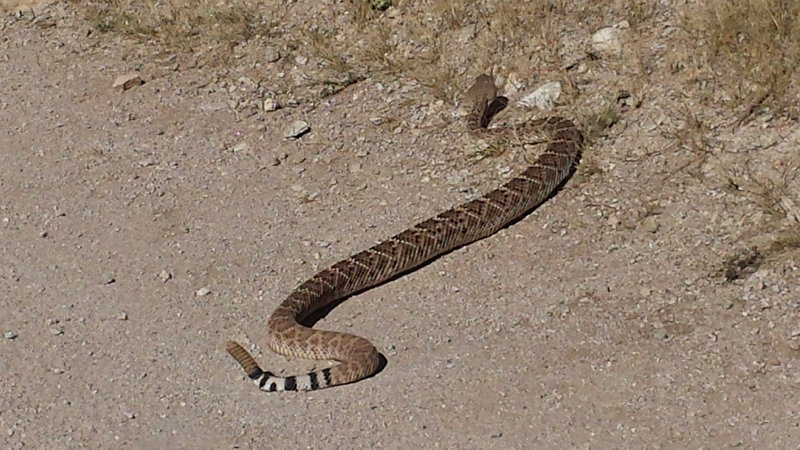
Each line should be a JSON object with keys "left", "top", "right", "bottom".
{"left": 1, "top": 1, "right": 799, "bottom": 449}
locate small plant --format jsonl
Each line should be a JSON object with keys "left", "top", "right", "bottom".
{"left": 94, "top": 14, "right": 117, "bottom": 33}
{"left": 369, "top": 0, "right": 392, "bottom": 11}
{"left": 721, "top": 247, "right": 763, "bottom": 281}
{"left": 660, "top": 108, "right": 717, "bottom": 180}
{"left": 725, "top": 163, "right": 798, "bottom": 220}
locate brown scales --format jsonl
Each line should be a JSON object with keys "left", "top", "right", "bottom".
{"left": 226, "top": 74, "right": 583, "bottom": 392}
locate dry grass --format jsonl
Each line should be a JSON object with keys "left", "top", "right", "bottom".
{"left": 766, "top": 229, "right": 800, "bottom": 256}
{"left": 67, "top": 0, "right": 276, "bottom": 51}
{"left": 725, "top": 161, "right": 800, "bottom": 221}
{"left": 297, "top": 0, "right": 612, "bottom": 104}
{"left": 624, "top": 1, "right": 659, "bottom": 27}
{"left": 66, "top": 0, "right": 799, "bottom": 113}
{"left": 65, "top": 0, "right": 651, "bottom": 104}
{"left": 721, "top": 246, "right": 763, "bottom": 281}
{"left": 343, "top": 0, "right": 383, "bottom": 27}
{"left": 683, "top": 0, "right": 800, "bottom": 119}
{"left": 675, "top": 0, "right": 800, "bottom": 268}
{"left": 659, "top": 108, "right": 719, "bottom": 181}
{"left": 722, "top": 155, "right": 800, "bottom": 262}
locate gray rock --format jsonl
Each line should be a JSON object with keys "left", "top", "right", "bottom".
{"left": 112, "top": 72, "right": 144, "bottom": 91}
{"left": 265, "top": 46, "right": 281, "bottom": 63}
{"left": 519, "top": 81, "right": 562, "bottom": 110}
{"left": 159, "top": 269, "right": 172, "bottom": 282}
{"left": 284, "top": 120, "right": 310, "bottom": 139}
{"left": 590, "top": 26, "right": 623, "bottom": 56}
{"left": 263, "top": 98, "right": 280, "bottom": 112}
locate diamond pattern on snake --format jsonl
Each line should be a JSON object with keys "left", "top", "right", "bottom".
{"left": 226, "top": 74, "right": 583, "bottom": 392}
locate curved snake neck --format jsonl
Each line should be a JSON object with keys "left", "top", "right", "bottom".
{"left": 226, "top": 74, "right": 583, "bottom": 392}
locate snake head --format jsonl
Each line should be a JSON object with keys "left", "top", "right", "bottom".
{"left": 465, "top": 74, "right": 498, "bottom": 107}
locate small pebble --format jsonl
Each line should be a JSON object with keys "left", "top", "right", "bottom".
{"left": 4, "top": 331, "right": 17, "bottom": 340}
{"left": 744, "top": 277, "right": 766, "bottom": 291}
{"left": 195, "top": 287, "right": 212, "bottom": 297}
{"left": 117, "top": 312, "right": 128, "bottom": 321}
{"left": 264, "top": 46, "right": 281, "bottom": 62}
{"left": 284, "top": 120, "right": 310, "bottom": 139}
{"left": 263, "top": 98, "right": 280, "bottom": 112}
{"left": 159, "top": 270, "right": 172, "bottom": 282}
{"left": 113, "top": 72, "right": 144, "bottom": 91}
{"left": 640, "top": 216, "right": 660, "bottom": 233}
{"left": 230, "top": 142, "right": 247, "bottom": 153}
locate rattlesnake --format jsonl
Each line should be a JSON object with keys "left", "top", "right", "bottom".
{"left": 226, "top": 74, "right": 582, "bottom": 392}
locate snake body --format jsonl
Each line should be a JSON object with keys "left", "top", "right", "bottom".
{"left": 226, "top": 74, "right": 582, "bottom": 391}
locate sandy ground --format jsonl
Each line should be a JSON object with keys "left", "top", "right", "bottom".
{"left": 2, "top": 2, "right": 799, "bottom": 449}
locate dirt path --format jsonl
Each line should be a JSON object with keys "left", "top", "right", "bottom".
{"left": 2, "top": 2, "right": 799, "bottom": 448}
